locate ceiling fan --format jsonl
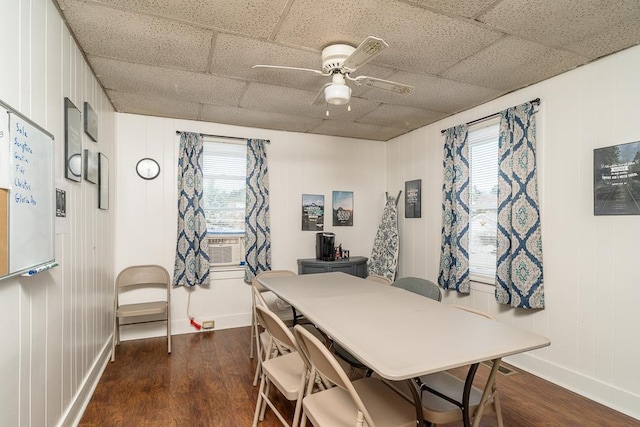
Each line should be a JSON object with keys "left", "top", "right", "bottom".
{"left": 253, "top": 36, "right": 413, "bottom": 112}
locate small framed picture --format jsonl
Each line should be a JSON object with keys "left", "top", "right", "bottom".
{"left": 302, "top": 194, "right": 324, "bottom": 231}
{"left": 405, "top": 179, "right": 421, "bottom": 218}
{"left": 84, "top": 149, "right": 98, "bottom": 184}
{"left": 332, "top": 191, "right": 353, "bottom": 226}
{"left": 99, "top": 153, "right": 109, "bottom": 210}
{"left": 84, "top": 102, "right": 98, "bottom": 142}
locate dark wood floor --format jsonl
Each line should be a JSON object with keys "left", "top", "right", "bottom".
{"left": 80, "top": 328, "right": 639, "bottom": 426}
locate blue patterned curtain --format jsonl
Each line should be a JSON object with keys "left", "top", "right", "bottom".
{"left": 495, "top": 102, "right": 544, "bottom": 308}
{"left": 244, "top": 139, "right": 271, "bottom": 284}
{"left": 367, "top": 194, "right": 399, "bottom": 282}
{"left": 174, "top": 132, "right": 210, "bottom": 287}
{"left": 438, "top": 125, "right": 470, "bottom": 293}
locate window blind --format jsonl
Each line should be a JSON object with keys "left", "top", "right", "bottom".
{"left": 469, "top": 121, "right": 499, "bottom": 281}
{"left": 202, "top": 141, "right": 247, "bottom": 234}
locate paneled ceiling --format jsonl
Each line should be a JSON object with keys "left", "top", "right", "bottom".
{"left": 54, "top": 0, "right": 640, "bottom": 141}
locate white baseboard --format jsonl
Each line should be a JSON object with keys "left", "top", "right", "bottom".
{"left": 505, "top": 352, "right": 640, "bottom": 420}
{"left": 57, "top": 336, "right": 112, "bottom": 427}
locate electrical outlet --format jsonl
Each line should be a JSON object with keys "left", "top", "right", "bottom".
{"left": 202, "top": 320, "right": 215, "bottom": 330}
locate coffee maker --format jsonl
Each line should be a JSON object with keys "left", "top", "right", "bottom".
{"left": 316, "top": 232, "right": 335, "bottom": 261}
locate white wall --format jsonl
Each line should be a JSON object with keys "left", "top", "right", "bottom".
{"left": 386, "top": 45, "right": 640, "bottom": 419}
{"left": 115, "top": 113, "right": 387, "bottom": 336}
{"left": 0, "top": 0, "right": 116, "bottom": 426}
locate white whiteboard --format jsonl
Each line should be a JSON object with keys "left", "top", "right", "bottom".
{"left": 0, "top": 100, "right": 55, "bottom": 278}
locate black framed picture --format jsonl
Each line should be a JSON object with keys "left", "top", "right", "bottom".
{"left": 64, "top": 98, "right": 82, "bottom": 182}
{"left": 594, "top": 141, "right": 640, "bottom": 215}
{"left": 332, "top": 191, "right": 353, "bottom": 226}
{"left": 405, "top": 179, "right": 421, "bottom": 218}
{"left": 99, "top": 153, "right": 109, "bottom": 210}
{"left": 84, "top": 102, "right": 98, "bottom": 142}
{"left": 84, "top": 149, "right": 98, "bottom": 184}
{"left": 302, "top": 194, "right": 324, "bottom": 231}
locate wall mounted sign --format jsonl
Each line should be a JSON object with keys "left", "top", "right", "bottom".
{"left": 594, "top": 141, "right": 640, "bottom": 215}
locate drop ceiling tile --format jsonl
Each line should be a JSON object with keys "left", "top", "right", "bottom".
{"left": 404, "top": 0, "right": 499, "bottom": 18}
{"left": 275, "top": 0, "right": 503, "bottom": 74}
{"left": 309, "top": 120, "right": 406, "bottom": 141}
{"left": 81, "top": 0, "right": 289, "bottom": 38}
{"left": 441, "top": 36, "right": 587, "bottom": 91}
{"left": 357, "top": 104, "right": 447, "bottom": 129}
{"left": 107, "top": 90, "right": 201, "bottom": 120}
{"left": 91, "top": 57, "right": 246, "bottom": 106}
{"left": 60, "top": 1, "right": 212, "bottom": 71}
{"left": 240, "top": 83, "right": 380, "bottom": 122}
{"left": 200, "top": 105, "right": 323, "bottom": 133}
{"left": 478, "top": 0, "right": 640, "bottom": 59}
{"left": 360, "top": 71, "right": 502, "bottom": 113}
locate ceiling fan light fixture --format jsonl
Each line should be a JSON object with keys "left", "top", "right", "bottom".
{"left": 324, "top": 84, "right": 351, "bottom": 106}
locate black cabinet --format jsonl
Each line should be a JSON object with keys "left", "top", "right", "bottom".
{"left": 297, "top": 256, "right": 368, "bottom": 278}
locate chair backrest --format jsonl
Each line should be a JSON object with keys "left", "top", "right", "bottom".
{"left": 392, "top": 277, "right": 442, "bottom": 301}
{"left": 293, "top": 325, "right": 375, "bottom": 427}
{"left": 255, "top": 305, "right": 297, "bottom": 353}
{"left": 115, "top": 265, "right": 170, "bottom": 303}
{"left": 253, "top": 269, "right": 296, "bottom": 293}
{"left": 365, "top": 274, "right": 392, "bottom": 285}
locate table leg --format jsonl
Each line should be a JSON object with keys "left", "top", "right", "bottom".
{"left": 406, "top": 378, "right": 427, "bottom": 426}
{"left": 462, "top": 363, "right": 480, "bottom": 427}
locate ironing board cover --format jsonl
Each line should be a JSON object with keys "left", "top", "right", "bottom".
{"left": 367, "top": 195, "right": 399, "bottom": 281}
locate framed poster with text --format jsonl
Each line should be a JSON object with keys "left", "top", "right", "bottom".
{"left": 333, "top": 191, "right": 353, "bottom": 226}
{"left": 594, "top": 141, "right": 640, "bottom": 215}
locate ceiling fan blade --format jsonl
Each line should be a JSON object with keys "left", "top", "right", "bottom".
{"left": 252, "top": 64, "right": 329, "bottom": 76}
{"left": 352, "top": 75, "right": 414, "bottom": 95}
{"left": 341, "top": 36, "right": 389, "bottom": 72}
{"left": 312, "top": 83, "right": 332, "bottom": 105}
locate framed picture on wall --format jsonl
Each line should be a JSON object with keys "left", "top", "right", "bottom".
{"left": 594, "top": 141, "right": 640, "bottom": 215}
{"left": 64, "top": 98, "right": 82, "bottom": 182}
{"left": 302, "top": 194, "right": 324, "bottom": 231}
{"left": 84, "top": 102, "right": 98, "bottom": 142}
{"left": 332, "top": 191, "right": 353, "bottom": 226}
{"left": 98, "top": 153, "right": 109, "bottom": 210}
{"left": 405, "top": 179, "right": 421, "bottom": 218}
{"left": 84, "top": 149, "right": 98, "bottom": 184}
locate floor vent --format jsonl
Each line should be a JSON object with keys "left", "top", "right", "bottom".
{"left": 481, "top": 361, "right": 517, "bottom": 376}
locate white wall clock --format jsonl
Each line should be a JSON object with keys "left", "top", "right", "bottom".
{"left": 136, "top": 158, "right": 160, "bottom": 180}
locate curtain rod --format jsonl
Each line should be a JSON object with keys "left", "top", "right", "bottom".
{"left": 175, "top": 131, "right": 270, "bottom": 143}
{"left": 440, "top": 98, "right": 540, "bottom": 134}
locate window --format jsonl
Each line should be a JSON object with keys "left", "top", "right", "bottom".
{"left": 202, "top": 139, "right": 246, "bottom": 234}
{"left": 468, "top": 120, "right": 499, "bottom": 283}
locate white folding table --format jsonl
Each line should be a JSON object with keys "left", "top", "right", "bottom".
{"left": 258, "top": 272, "right": 550, "bottom": 426}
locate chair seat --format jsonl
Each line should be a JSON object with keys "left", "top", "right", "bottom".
{"left": 303, "top": 377, "right": 416, "bottom": 427}
{"left": 116, "top": 301, "right": 167, "bottom": 318}
{"left": 261, "top": 351, "right": 305, "bottom": 400}
{"left": 383, "top": 371, "right": 492, "bottom": 425}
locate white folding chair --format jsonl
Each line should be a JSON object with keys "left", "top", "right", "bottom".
{"left": 253, "top": 305, "right": 307, "bottom": 427}
{"left": 250, "top": 270, "right": 297, "bottom": 361}
{"left": 294, "top": 325, "right": 416, "bottom": 427}
{"left": 111, "top": 265, "right": 171, "bottom": 362}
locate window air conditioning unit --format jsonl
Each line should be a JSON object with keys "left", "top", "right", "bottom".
{"left": 208, "top": 236, "right": 244, "bottom": 267}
